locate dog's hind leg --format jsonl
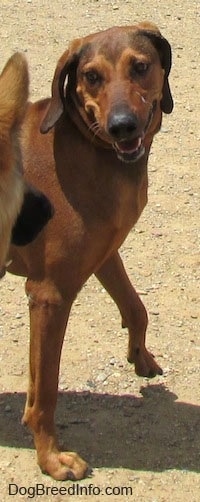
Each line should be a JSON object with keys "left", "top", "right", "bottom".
{"left": 96, "top": 252, "right": 163, "bottom": 378}
{"left": 23, "top": 278, "right": 88, "bottom": 481}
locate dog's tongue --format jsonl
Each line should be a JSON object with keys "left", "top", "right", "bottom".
{"left": 115, "top": 136, "right": 142, "bottom": 153}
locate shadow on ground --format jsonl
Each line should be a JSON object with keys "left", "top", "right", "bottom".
{"left": 0, "top": 384, "right": 199, "bottom": 472}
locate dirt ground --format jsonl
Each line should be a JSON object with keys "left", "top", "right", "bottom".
{"left": 0, "top": 0, "right": 199, "bottom": 500}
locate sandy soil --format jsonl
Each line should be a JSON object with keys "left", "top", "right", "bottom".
{"left": 0, "top": 1, "right": 199, "bottom": 500}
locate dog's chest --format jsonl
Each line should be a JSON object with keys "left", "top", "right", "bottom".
{"left": 71, "top": 171, "right": 148, "bottom": 278}
{"left": 77, "top": 167, "right": 148, "bottom": 251}
{"left": 112, "top": 176, "right": 147, "bottom": 229}
{"left": 91, "top": 162, "right": 147, "bottom": 224}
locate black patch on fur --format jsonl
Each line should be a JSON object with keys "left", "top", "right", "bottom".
{"left": 11, "top": 187, "right": 54, "bottom": 246}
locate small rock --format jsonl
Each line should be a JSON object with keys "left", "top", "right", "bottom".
{"left": 96, "top": 372, "right": 109, "bottom": 383}
{"left": 86, "top": 380, "right": 96, "bottom": 389}
{"left": 5, "top": 405, "right": 11, "bottom": 412}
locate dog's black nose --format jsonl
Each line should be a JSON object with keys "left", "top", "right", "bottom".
{"left": 107, "top": 110, "right": 138, "bottom": 140}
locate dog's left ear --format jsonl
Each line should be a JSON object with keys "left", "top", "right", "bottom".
{"left": 40, "top": 39, "right": 83, "bottom": 134}
{"left": 138, "top": 23, "right": 173, "bottom": 114}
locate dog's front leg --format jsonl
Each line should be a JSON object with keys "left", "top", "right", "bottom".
{"left": 96, "top": 252, "right": 163, "bottom": 378}
{"left": 23, "top": 278, "right": 88, "bottom": 481}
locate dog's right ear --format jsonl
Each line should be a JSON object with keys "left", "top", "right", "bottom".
{"left": 40, "top": 39, "right": 83, "bottom": 134}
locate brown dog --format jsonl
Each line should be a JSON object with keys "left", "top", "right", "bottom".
{"left": 0, "top": 52, "right": 53, "bottom": 276}
{"left": 8, "top": 23, "right": 173, "bottom": 480}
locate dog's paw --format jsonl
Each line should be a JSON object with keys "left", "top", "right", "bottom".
{"left": 128, "top": 347, "right": 163, "bottom": 378}
{"left": 40, "top": 451, "right": 89, "bottom": 481}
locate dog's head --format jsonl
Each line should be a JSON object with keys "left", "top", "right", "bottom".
{"left": 41, "top": 23, "right": 173, "bottom": 164}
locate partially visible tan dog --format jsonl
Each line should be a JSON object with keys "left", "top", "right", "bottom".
{"left": 8, "top": 23, "right": 173, "bottom": 481}
{"left": 0, "top": 53, "right": 53, "bottom": 276}
{"left": 0, "top": 53, "right": 27, "bottom": 275}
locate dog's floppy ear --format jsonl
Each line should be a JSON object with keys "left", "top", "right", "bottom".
{"left": 137, "top": 22, "right": 173, "bottom": 114}
{"left": 40, "top": 39, "right": 83, "bottom": 134}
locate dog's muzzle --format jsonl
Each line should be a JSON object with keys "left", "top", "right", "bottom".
{"left": 108, "top": 101, "right": 157, "bottom": 164}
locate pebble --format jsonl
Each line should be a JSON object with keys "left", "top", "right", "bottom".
{"left": 161, "top": 128, "right": 169, "bottom": 133}
{"left": 15, "top": 313, "right": 22, "bottom": 319}
{"left": 5, "top": 405, "right": 11, "bottom": 412}
{"left": 86, "top": 380, "right": 96, "bottom": 389}
{"left": 96, "top": 372, "right": 109, "bottom": 383}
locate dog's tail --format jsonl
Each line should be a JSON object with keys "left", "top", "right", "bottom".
{"left": 0, "top": 52, "right": 29, "bottom": 135}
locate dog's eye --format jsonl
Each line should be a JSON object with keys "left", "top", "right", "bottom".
{"left": 131, "top": 61, "right": 149, "bottom": 77}
{"left": 84, "top": 70, "right": 102, "bottom": 86}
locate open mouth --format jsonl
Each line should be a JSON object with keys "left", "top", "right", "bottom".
{"left": 111, "top": 100, "right": 157, "bottom": 164}
{"left": 114, "top": 135, "right": 145, "bottom": 163}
